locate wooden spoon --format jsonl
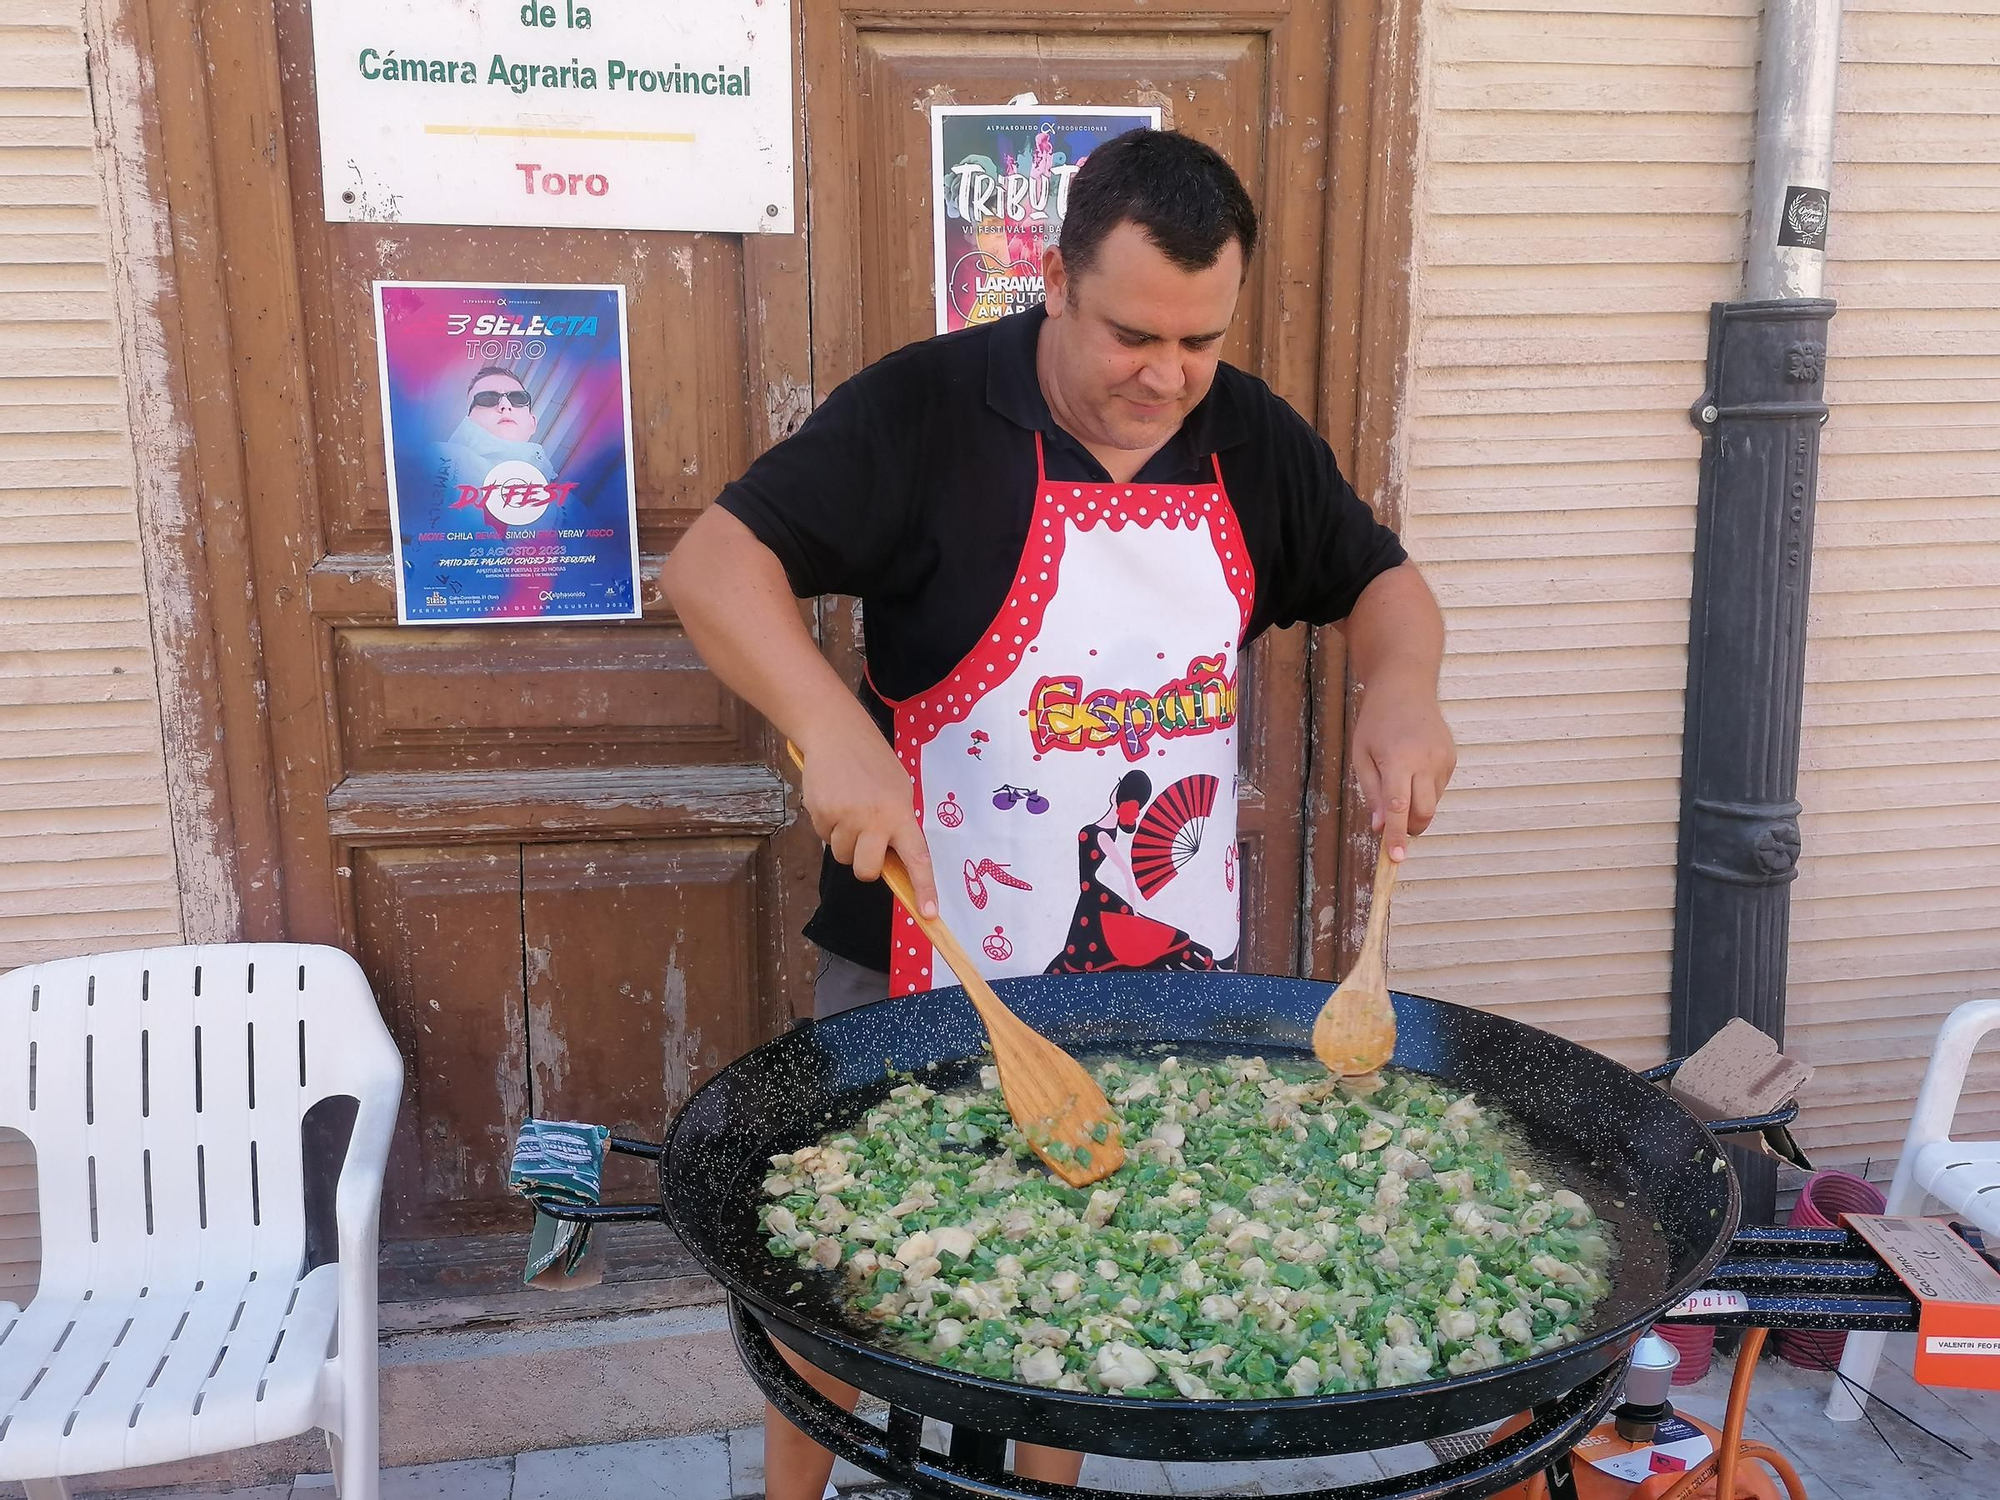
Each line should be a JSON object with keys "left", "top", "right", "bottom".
{"left": 786, "top": 744, "right": 1125, "bottom": 1188}
{"left": 1312, "top": 840, "right": 1401, "bottom": 1076}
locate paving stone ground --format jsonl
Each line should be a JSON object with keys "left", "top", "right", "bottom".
{"left": 50, "top": 1334, "right": 1999, "bottom": 1499}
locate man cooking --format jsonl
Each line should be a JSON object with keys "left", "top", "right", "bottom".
{"left": 663, "top": 129, "right": 1456, "bottom": 1499}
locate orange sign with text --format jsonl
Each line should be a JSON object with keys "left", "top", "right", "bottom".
{"left": 1845, "top": 1214, "right": 2000, "bottom": 1391}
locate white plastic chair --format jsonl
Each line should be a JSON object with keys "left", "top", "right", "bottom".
{"left": 1827, "top": 997, "right": 2000, "bottom": 1421}
{"left": 0, "top": 944, "right": 403, "bottom": 1496}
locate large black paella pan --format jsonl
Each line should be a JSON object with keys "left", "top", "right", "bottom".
{"left": 615, "top": 973, "right": 1749, "bottom": 1463}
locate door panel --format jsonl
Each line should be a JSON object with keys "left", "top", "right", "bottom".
{"left": 333, "top": 626, "right": 752, "bottom": 773}
{"left": 353, "top": 846, "right": 529, "bottom": 1238}
{"left": 174, "top": 0, "right": 818, "bottom": 1295}
{"left": 522, "top": 840, "right": 764, "bottom": 1202}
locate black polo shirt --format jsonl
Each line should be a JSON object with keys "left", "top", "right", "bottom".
{"left": 717, "top": 305, "right": 1407, "bottom": 973}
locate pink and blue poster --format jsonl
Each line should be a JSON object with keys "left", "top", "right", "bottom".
{"left": 930, "top": 104, "right": 1161, "bottom": 335}
{"left": 373, "top": 282, "right": 641, "bottom": 625}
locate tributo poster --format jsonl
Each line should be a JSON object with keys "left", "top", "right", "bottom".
{"left": 374, "top": 282, "right": 641, "bottom": 625}
{"left": 930, "top": 104, "right": 1161, "bottom": 335}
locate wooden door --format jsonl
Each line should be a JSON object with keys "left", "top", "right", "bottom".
{"left": 164, "top": 0, "right": 821, "bottom": 1309}
{"left": 802, "top": 5, "right": 1339, "bottom": 972}
{"left": 155, "top": 0, "right": 1378, "bottom": 1313}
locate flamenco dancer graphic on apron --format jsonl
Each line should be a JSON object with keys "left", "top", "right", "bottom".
{"left": 880, "top": 434, "right": 1254, "bottom": 996}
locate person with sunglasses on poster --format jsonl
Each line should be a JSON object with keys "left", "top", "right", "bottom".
{"left": 664, "top": 129, "right": 1456, "bottom": 1498}
{"left": 428, "top": 367, "right": 573, "bottom": 533}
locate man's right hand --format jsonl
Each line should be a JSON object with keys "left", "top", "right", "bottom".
{"left": 798, "top": 725, "right": 941, "bottom": 919}
{"left": 661, "top": 506, "right": 941, "bottom": 920}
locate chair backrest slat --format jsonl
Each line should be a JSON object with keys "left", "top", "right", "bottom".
{"left": 0, "top": 944, "right": 401, "bottom": 1300}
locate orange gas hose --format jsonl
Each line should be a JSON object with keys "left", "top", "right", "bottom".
{"left": 1741, "top": 1442, "right": 1809, "bottom": 1500}
{"left": 1714, "top": 1327, "right": 1768, "bottom": 1498}
{"left": 1648, "top": 1327, "right": 1778, "bottom": 1500}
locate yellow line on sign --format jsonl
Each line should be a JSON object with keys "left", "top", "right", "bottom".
{"left": 424, "top": 124, "right": 698, "bottom": 143}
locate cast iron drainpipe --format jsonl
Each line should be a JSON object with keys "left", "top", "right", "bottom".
{"left": 1669, "top": 0, "right": 1845, "bottom": 1225}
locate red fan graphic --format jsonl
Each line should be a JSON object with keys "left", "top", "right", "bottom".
{"left": 1130, "top": 774, "right": 1220, "bottom": 899}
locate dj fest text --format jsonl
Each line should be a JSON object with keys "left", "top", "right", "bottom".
{"left": 1029, "top": 657, "right": 1239, "bottom": 762}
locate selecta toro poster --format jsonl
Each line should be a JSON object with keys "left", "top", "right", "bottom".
{"left": 931, "top": 104, "right": 1160, "bottom": 334}
{"left": 374, "top": 282, "right": 641, "bottom": 625}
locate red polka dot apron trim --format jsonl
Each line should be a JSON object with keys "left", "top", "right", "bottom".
{"left": 878, "top": 433, "right": 1254, "bottom": 996}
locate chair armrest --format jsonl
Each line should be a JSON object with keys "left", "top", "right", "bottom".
{"left": 1909, "top": 997, "right": 2000, "bottom": 1149}
{"left": 333, "top": 1060, "right": 404, "bottom": 1265}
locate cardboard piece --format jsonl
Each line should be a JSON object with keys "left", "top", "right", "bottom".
{"left": 1669, "top": 1019, "right": 1814, "bottom": 1167}
{"left": 1846, "top": 1214, "right": 2000, "bottom": 1391}
{"left": 1671, "top": 1019, "right": 1814, "bottom": 1121}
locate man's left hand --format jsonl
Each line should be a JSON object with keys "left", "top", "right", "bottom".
{"left": 1351, "top": 671, "right": 1457, "bottom": 864}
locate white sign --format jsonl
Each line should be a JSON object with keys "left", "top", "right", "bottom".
{"left": 310, "top": 0, "right": 794, "bottom": 233}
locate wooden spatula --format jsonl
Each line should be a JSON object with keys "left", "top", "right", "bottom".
{"left": 786, "top": 744, "right": 1125, "bottom": 1187}
{"left": 1312, "top": 841, "right": 1401, "bottom": 1076}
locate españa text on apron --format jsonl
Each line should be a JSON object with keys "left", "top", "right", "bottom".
{"left": 881, "top": 433, "right": 1256, "bottom": 996}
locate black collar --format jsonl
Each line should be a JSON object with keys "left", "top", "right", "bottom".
{"left": 984, "top": 304, "right": 1248, "bottom": 458}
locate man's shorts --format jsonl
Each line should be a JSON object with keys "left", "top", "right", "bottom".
{"left": 813, "top": 949, "right": 890, "bottom": 1021}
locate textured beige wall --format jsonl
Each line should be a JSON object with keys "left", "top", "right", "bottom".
{"left": 1386, "top": 0, "right": 1760, "bottom": 1069}
{"left": 1390, "top": 0, "right": 2000, "bottom": 1179}
{"left": 1785, "top": 0, "right": 2000, "bottom": 1183}
{"left": 0, "top": 0, "right": 183, "bottom": 1303}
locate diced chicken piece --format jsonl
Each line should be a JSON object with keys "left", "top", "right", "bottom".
{"left": 995, "top": 1254, "right": 1025, "bottom": 1281}
{"left": 1170, "top": 1371, "right": 1216, "bottom": 1400}
{"left": 1116, "top": 1075, "right": 1161, "bottom": 1104}
{"left": 1084, "top": 1188, "right": 1126, "bottom": 1228}
{"left": 1374, "top": 1174, "right": 1409, "bottom": 1214}
{"left": 933, "top": 1225, "right": 979, "bottom": 1259}
{"left": 1191, "top": 1344, "right": 1233, "bottom": 1372}
{"left": 1531, "top": 1253, "right": 1589, "bottom": 1288}
{"left": 1096, "top": 1258, "right": 1122, "bottom": 1281}
{"left": 1283, "top": 1356, "right": 1321, "bottom": 1398}
{"left": 1372, "top": 1244, "right": 1400, "bottom": 1273}
{"left": 1016, "top": 1346, "right": 1066, "bottom": 1386}
{"left": 1094, "top": 1341, "right": 1160, "bottom": 1391}
{"left": 998, "top": 1208, "right": 1036, "bottom": 1241}
{"left": 1180, "top": 1261, "right": 1206, "bottom": 1292}
{"left": 1207, "top": 1205, "right": 1246, "bottom": 1232}
{"left": 1374, "top": 1341, "right": 1434, "bottom": 1386}
{"left": 1380, "top": 1146, "right": 1432, "bottom": 1179}
{"left": 765, "top": 1207, "right": 799, "bottom": 1237}
{"left": 1198, "top": 1294, "right": 1242, "bottom": 1322}
{"left": 932, "top": 1318, "right": 967, "bottom": 1349}
{"left": 1050, "top": 1270, "right": 1082, "bottom": 1302}
{"left": 1499, "top": 1306, "right": 1535, "bottom": 1345}
{"left": 1056, "top": 1372, "right": 1087, "bottom": 1392}
{"left": 1223, "top": 1220, "right": 1274, "bottom": 1253}
{"left": 809, "top": 1237, "right": 842, "bottom": 1270}
{"left": 980, "top": 1065, "right": 1000, "bottom": 1090}
{"left": 1439, "top": 1308, "right": 1479, "bottom": 1342}
{"left": 1358, "top": 1122, "right": 1394, "bottom": 1151}
{"left": 1551, "top": 1189, "right": 1593, "bottom": 1223}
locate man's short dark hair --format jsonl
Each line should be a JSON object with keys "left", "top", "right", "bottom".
{"left": 1058, "top": 130, "right": 1258, "bottom": 278}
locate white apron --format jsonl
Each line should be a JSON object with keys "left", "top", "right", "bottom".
{"left": 881, "top": 433, "right": 1254, "bottom": 996}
